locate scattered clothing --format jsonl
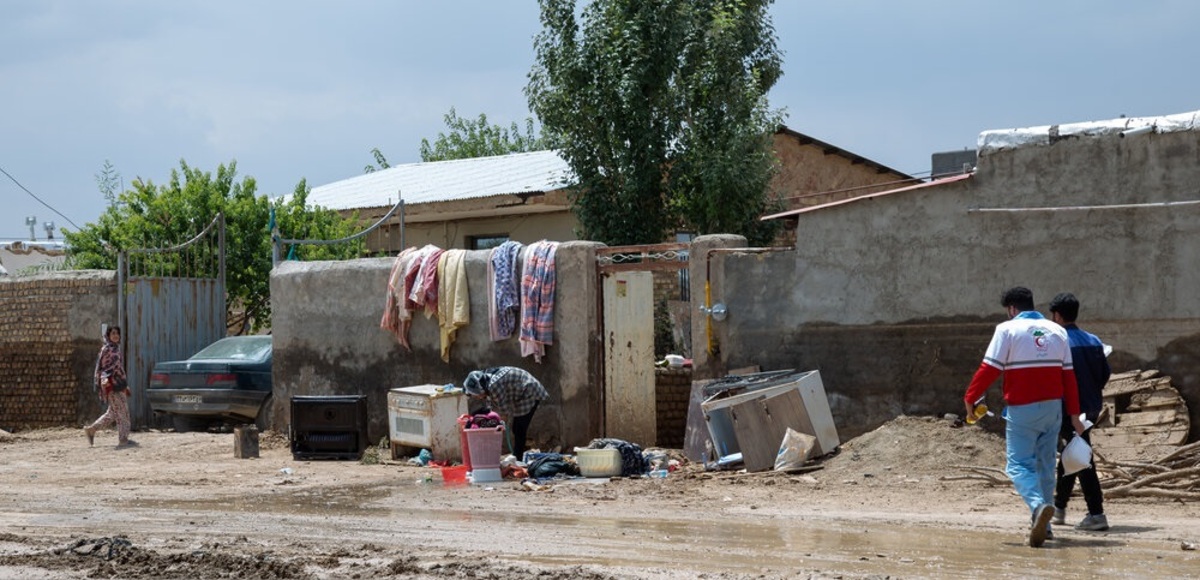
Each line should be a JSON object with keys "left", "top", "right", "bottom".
{"left": 586, "top": 438, "right": 648, "bottom": 477}
{"left": 519, "top": 241, "right": 558, "bottom": 362}
{"left": 526, "top": 454, "right": 581, "bottom": 479}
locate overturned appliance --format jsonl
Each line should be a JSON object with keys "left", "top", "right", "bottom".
{"left": 700, "top": 369, "right": 840, "bottom": 472}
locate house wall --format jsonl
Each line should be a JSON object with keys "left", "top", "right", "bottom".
{"left": 0, "top": 271, "right": 118, "bottom": 430}
{"left": 365, "top": 212, "right": 581, "bottom": 254}
{"left": 269, "top": 242, "right": 603, "bottom": 450}
{"left": 710, "top": 129, "right": 1200, "bottom": 441}
{"left": 770, "top": 132, "right": 911, "bottom": 210}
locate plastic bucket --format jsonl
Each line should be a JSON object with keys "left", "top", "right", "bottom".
{"left": 441, "top": 465, "right": 469, "bottom": 486}
{"left": 457, "top": 415, "right": 473, "bottom": 471}
{"left": 464, "top": 426, "right": 505, "bottom": 470}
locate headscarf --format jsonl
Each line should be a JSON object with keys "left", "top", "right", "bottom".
{"left": 463, "top": 370, "right": 489, "bottom": 396}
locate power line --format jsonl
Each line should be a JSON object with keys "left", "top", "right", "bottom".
{"left": 0, "top": 165, "right": 83, "bottom": 231}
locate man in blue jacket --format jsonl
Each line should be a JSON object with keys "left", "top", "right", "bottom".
{"left": 1049, "top": 293, "right": 1111, "bottom": 532}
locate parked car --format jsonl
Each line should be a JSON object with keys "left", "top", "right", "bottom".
{"left": 147, "top": 335, "right": 272, "bottom": 433}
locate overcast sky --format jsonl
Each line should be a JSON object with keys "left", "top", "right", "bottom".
{"left": 3, "top": 1, "right": 1197, "bottom": 240}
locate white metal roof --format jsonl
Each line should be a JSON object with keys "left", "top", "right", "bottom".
{"left": 305, "top": 149, "right": 574, "bottom": 211}
{"left": 978, "top": 109, "right": 1200, "bottom": 155}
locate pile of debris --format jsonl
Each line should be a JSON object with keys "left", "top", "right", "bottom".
{"left": 1091, "top": 369, "right": 1191, "bottom": 463}
{"left": 1100, "top": 441, "right": 1200, "bottom": 500}
{"left": 1088, "top": 369, "right": 1198, "bottom": 500}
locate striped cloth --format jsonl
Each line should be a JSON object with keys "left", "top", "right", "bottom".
{"left": 519, "top": 240, "right": 558, "bottom": 362}
{"left": 488, "top": 241, "right": 524, "bottom": 341}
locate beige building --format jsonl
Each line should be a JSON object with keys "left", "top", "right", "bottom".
{"left": 305, "top": 127, "right": 913, "bottom": 252}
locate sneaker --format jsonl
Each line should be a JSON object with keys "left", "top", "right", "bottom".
{"left": 1052, "top": 507, "right": 1066, "bottom": 525}
{"left": 1030, "top": 504, "right": 1054, "bottom": 547}
{"left": 84, "top": 427, "right": 95, "bottom": 447}
{"left": 1076, "top": 513, "right": 1109, "bottom": 531}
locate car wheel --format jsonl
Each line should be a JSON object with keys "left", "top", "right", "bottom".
{"left": 172, "top": 415, "right": 207, "bottom": 433}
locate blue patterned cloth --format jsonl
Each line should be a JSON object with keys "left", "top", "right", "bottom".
{"left": 490, "top": 241, "right": 523, "bottom": 339}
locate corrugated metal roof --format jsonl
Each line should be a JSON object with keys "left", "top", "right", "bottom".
{"left": 307, "top": 150, "right": 574, "bottom": 211}
{"left": 761, "top": 173, "right": 972, "bottom": 220}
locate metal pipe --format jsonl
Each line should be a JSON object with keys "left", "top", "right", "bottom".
{"left": 1119, "top": 125, "right": 1154, "bottom": 138}
{"left": 968, "top": 199, "right": 1200, "bottom": 213}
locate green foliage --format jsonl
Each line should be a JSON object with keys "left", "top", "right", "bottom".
{"left": 419, "top": 107, "right": 548, "bottom": 162}
{"left": 527, "top": 0, "right": 784, "bottom": 246}
{"left": 363, "top": 148, "right": 391, "bottom": 174}
{"left": 63, "top": 160, "right": 361, "bottom": 333}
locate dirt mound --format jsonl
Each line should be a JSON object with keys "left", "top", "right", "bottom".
{"left": 816, "top": 415, "right": 1006, "bottom": 481}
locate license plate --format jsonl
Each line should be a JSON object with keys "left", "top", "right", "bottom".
{"left": 174, "top": 394, "right": 202, "bottom": 404}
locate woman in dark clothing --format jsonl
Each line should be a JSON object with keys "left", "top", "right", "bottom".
{"left": 85, "top": 325, "right": 133, "bottom": 448}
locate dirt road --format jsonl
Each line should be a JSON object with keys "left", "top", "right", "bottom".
{"left": 1, "top": 418, "right": 1197, "bottom": 579}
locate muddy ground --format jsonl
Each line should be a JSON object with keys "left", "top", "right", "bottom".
{"left": 1, "top": 416, "right": 1197, "bottom": 579}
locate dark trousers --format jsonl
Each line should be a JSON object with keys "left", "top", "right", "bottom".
{"left": 510, "top": 401, "right": 539, "bottom": 459}
{"left": 1054, "top": 425, "right": 1104, "bottom": 515}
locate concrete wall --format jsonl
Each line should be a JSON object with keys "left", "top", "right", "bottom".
{"left": 0, "top": 271, "right": 118, "bottom": 430}
{"left": 269, "top": 242, "right": 603, "bottom": 449}
{"left": 711, "top": 129, "right": 1200, "bottom": 440}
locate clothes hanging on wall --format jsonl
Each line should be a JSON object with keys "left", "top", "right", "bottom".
{"left": 409, "top": 245, "right": 445, "bottom": 319}
{"left": 488, "top": 240, "right": 524, "bottom": 341}
{"left": 437, "top": 249, "right": 470, "bottom": 362}
{"left": 519, "top": 240, "right": 559, "bottom": 363}
{"left": 380, "top": 246, "right": 418, "bottom": 350}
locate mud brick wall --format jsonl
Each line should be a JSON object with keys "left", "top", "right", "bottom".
{"left": 0, "top": 271, "right": 117, "bottom": 431}
{"left": 655, "top": 367, "right": 691, "bottom": 448}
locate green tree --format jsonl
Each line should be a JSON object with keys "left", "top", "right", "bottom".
{"left": 526, "top": 0, "right": 784, "bottom": 246}
{"left": 363, "top": 148, "right": 391, "bottom": 173}
{"left": 419, "top": 107, "right": 548, "bottom": 162}
{"left": 64, "top": 160, "right": 362, "bottom": 333}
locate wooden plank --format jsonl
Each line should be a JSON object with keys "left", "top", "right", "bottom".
{"left": 1117, "top": 409, "right": 1179, "bottom": 427}
{"left": 1104, "top": 378, "right": 1159, "bottom": 397}
{"left": 598, "top": 261, "right": 686, "bottom": 273}
{"left": 1092, "top": 424, "right": 1190, "bottom": 449}
{"left": 595, "top": 243, "right": 689, "bottom": 256}
{"left": 1108, "top": 370, "right": 1141, "bottom": 382}
{"left": 1128, "top": 388, "right": 1185, "bottom": 411}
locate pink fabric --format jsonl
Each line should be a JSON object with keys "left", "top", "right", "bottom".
{"left": 409, "top": 246, "right": 445, "bottom": 318}
{"left": 380, "top": 247, "right": 417, "bottom": 342}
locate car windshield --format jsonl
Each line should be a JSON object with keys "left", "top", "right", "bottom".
{"left": 190, "top": 336, "right": 272, "bottom": 361}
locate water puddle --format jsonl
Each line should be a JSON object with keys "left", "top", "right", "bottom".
{"left": 125, "top": 488, "right": 1198, "bottom": 578}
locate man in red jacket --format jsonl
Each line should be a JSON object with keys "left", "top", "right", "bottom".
{"left": 964, "top": 287, "right": 1084, "bottom": 547}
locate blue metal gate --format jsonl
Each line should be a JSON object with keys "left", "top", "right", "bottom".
{"left": 118, "top": 215, "right": 226, "bottom": 428}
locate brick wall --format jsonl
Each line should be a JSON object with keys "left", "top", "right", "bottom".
{"left": 655, "top": 366, "right": 692, "bottom": 448}
{"left": 0, "top": 272, "right": 117, "bottom": 431}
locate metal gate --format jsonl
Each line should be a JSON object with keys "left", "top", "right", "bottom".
{"left": 118, "top": 215, "right": 226, "bottom": 428}
{"left": 596, "top": 243, "right": 689, "bottom": 446}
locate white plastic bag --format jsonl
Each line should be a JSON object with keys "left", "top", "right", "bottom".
{"left": 774, "top": 428, "right": 817, "bottom": 471}
{"left": 1061, "top": 434, "right": 1093, "bottom": 476}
